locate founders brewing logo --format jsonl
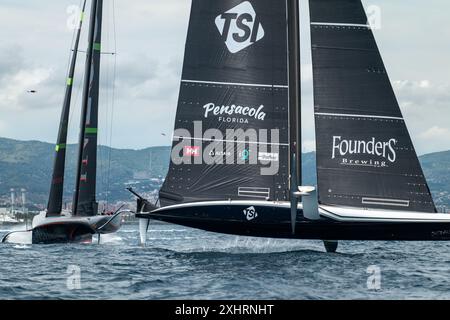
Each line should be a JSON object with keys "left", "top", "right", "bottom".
{"left": 243, "top": 206, "right": 258, "bottom": 221}
{"left": 332, "top": 136, "right": 398, "bottom": 168}
{"left": 215, "top": 1, "right": 265, "bottom": 54}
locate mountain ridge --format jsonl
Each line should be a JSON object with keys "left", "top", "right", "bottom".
{"left": 0, "top": 137, "right": 448, "bottom": 208}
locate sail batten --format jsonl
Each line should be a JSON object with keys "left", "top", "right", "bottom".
{"left": 310, "top": 0, "right": 436, "bottom": 213}
{"left": 181, "top": 79, "right": 289, "bottom": 89}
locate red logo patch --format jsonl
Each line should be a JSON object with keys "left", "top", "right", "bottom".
{"left": 184, "top": 146, "right": 200, "bottom": 157}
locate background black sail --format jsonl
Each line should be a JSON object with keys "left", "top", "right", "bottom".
{"left": 73, "top": 0, "right": 103, "bottom": 216}
{"left": 310, "top": 0, "right": 436, "bottom": 212}
{"left": 46, "top": 0, "right": 87, "bottom": 217}
{"left": 160, "top": 0, "right": 289, "bottom": 206}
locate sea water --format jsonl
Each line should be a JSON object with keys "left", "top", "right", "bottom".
{"left": 1, "top": 222, "right": 450, "bottom": 300}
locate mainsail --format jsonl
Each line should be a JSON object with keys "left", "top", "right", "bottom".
{"left": 73, "top": 0, "right": 103, "bottom": 216}
{"left": 310, "top": 0, "right": 436, "bottom": 212}
{"left": 46, "top": 0, "right": 87, "bottom": 217}
{"left": 159, "top": 0, "right": 290, "bottom": 206}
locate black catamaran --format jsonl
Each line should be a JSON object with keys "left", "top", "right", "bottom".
{"left": 134, "top": 0, "right": 450, "bottom": 252}
{"left": 3, "top": 0, "right": 125, "bottom": 244}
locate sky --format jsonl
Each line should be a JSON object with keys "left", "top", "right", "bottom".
{"left": 0, "top": 0, "right": 449, "bottom": 155}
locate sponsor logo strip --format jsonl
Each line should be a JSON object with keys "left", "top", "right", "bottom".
{"left": 183, "top": 146, "right": 201, "bottom": 157}
{"left": 332, "top": 136, "right": 397, "bottom": 163}
{"left": 173, "top": 136, "right": 289, "bottom": 147}
{"left": 203, "top": 102, "right": 266, "bottom": 122}
{"left": 258, "top": 152, "right": 279, "bottom": 162}
{"left": 362, "top": 197, "right": 410, "bottom": 208}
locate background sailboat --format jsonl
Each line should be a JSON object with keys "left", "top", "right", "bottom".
{"left": 3, "top": 0, "right": 127, "bottom": 244}
{"left": 136, "top": 0, "right": 450, "bottom": 252}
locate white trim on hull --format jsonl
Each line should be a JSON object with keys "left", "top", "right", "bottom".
{"left": 319, "top": 205, "right": 450, "bottom": 223}
{"left": 152, "top": 200, "right": 450, "bottom": 224}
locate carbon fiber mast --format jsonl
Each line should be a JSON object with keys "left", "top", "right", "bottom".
{"left": 73, "top": 0, "right": 103, "bottom": 216}
{"left": 287, "top": 0, "right": 302, "bottom": 235}
{"left": 46, "top": 0, "right": 87, "bottom": 217}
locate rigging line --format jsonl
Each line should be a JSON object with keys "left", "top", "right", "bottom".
{"left": 66, "top": 0, "right": 86, "bottom": 199}
{"left": 100, "top": 0, "right": 113, "bottom": 206}
{"left": 106, "top": 0, "right": 117, "bottom": 208}
{"left": 56, "top": 0, "right": 83, "bottom": 205}
{"left": 62, "top": 0, "right": 83, "bottom": 127}
{"left": 67, "top": 19, "right": 87, "bottom": 147}
{"left": 99, "top": 0, "right": 110, "bottom": 203}
{"left": 64, "top": 0, "right": 83, "bottom": 80}
{"left": 104, "top": 0, "right": 113, "bottom": 205}
{"left": 104, "top": 0, "right": 111, "bottom": 204}
{"left": 103, "top": 0, "right": 111, "bottom": 208}
{"left": 67, "top": 65, "right": 85, "bottom": 140}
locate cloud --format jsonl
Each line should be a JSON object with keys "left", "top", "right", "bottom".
{"left": 393, "top": 80, "right": 450, "bottom": 154}
{"left": 0, "top": 67, "right": 54, "bottom": 110}
{"left": 420, "top": 126, "right": 450, "bottom": 140}
{"left": 302, "top": 140, "right": 316, "bottom": 153}
{"left": 0, "top": 45, "right": 24, "bottom": 77}
{"left": 0, "top": 43, "right": 60, "bottom": 112}
{"left": 0, "top": 0, "right": 448, "bottom": 155}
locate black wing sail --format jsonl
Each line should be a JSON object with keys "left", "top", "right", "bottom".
{"left": 73, "top": 0, "right": 103, "bottom": 216}
{"left": 310, "top": 0, "right": 436, "bottom": 212}
{"left": 159, "top": 0, "right": 289, "bottom": 206}
{"left": 46, "top": 0, "right": 87, "bottom": 217}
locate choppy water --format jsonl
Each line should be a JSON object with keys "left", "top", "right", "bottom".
{"left": 1, "top": 221, "right": 450, "bottom": 300}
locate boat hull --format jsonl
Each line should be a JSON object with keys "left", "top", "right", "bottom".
{"left": 136, "top": 201, "right": 450, "bottom": 241}
{"left": 2, "top": 213, "right": 122, "bottom": 244}
{"left": 32, "top": 221, "right": 95, "bottom": 244}
{"left": 32, "top": 215, "right": 122, "bottom": 244}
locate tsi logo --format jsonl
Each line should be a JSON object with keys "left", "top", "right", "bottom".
{"left": 215, "top": 1, "right": 265, "bottom": 54}
{"left": 243, "top": 206, "right": 258, "bottom": 221}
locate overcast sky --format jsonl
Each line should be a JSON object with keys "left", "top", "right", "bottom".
{"left": 0, "top": 0, "right": 449, "bottom": 155}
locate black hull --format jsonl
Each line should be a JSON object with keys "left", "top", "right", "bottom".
{"left": 136, "top": 203, "right": 450, "bottom": 241}
{"left": 30, "top": 214, "right": 122, "bottom": 244}
{"left": 0, "top": 214, "right": 123, "bottom": 245}
{"left": 32, "top": 222, "right": 95, "bottom": 244}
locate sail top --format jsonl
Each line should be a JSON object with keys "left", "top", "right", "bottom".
{"left": 310, "top": 0, "right": 368, "bottom": 25}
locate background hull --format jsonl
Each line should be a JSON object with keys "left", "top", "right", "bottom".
{"left": 3, "top": 214, "right": 122, "bottom": 244}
